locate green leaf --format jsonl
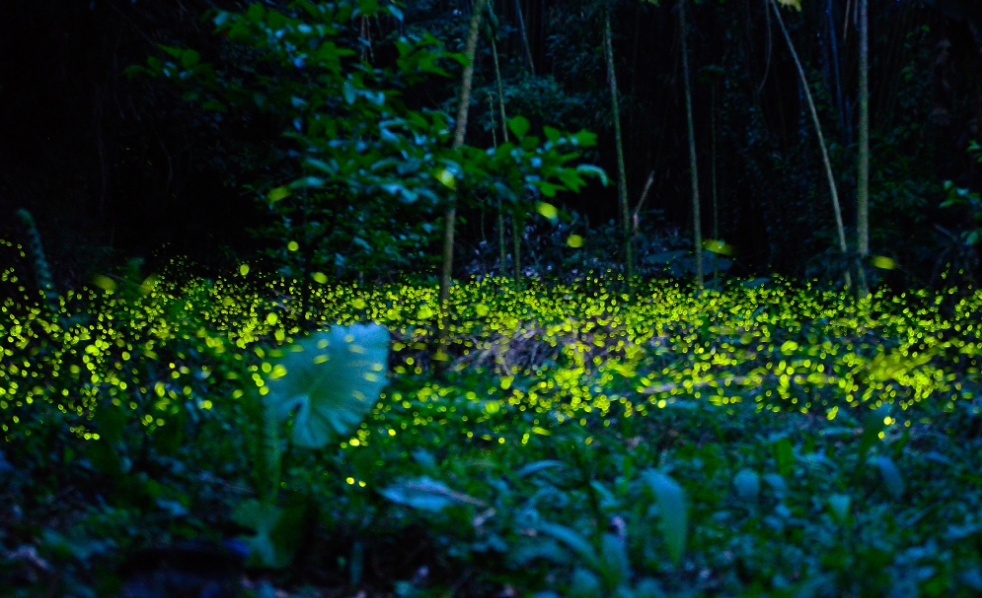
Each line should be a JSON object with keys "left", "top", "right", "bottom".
{"left": 515, "top": 460, "right": 564, "bottom": 478}
{"left": 537, "top": 522, "right": 599, "bottom": 568}
{"left": 508, "top": 115, "right": 530, "bottom": 139}
{"left": 543, "top": 126, "right": 562, "bottom": 143}
{"left": 858, "top": 405, "right": 890, "bottom": 460}
{"left": 180, "top": 49, "right": 201, "bottom": 68}
{"left": 827, "top": 493, "right": 851, "bottom": 525}
{"left": 268, "top": 186, "right": 291, "bottom": 202}
{"left": 870, "top": 456, "right": 905, "bottom": 499}
{"left": 380, "top": 477, "right": 482, "bottom": 512}
{"left": 643, "top": 470, "right": 687, "bottom": 566}
{"left": 733, "top": 469, "right": 760, "bottom": 501}
{"left": 576, "top": 164, "right": 608, "bottom": 186}
{"left": 772, "top": 437, "right": 794, "bottom": 478}
{"left": 266, "top": 324, "right": 389, "bottom": 448}
{"left": 571, "top": 130, "right": 598, "bottom": 147}
{"left": 343, "top": 80, "right": 357, "bottom": 104}
{"left": 599, "top": 534, "right": 630, "bottom": 589}
{"left": 246, "top": 3, "right": 266, "bottom": 23}
{"left": 568, "top": 568, "right": 602, "bottom": 598}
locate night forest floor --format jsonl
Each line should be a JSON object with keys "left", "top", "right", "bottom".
{"left": 2, "top": 255, "right": 982, "bottom": 597}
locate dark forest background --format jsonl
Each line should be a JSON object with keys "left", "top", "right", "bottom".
{"left": 2, "top": 0, "right": 981, "bottom": 286}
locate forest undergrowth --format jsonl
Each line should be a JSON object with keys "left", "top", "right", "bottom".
{"left": 1, "top": 243, "right": 982, "bottom": 597}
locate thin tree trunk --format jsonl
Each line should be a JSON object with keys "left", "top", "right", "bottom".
{"left": 515, "top": 0, "right": 536, "bottom": 76}
{"left": 604, "top": 10, "right": 634, "bottom": 285}
{"left": 771, "top": 0, "right": 851, "bottom": 289}
{"left": 711, "top": 84, "right": 719, "bottom": 287}
{"left": 827, "top": 0, "right": 846, "bottom": 139}
{"left": 440, "top": 0, "right": 489, "bottom": 308}
{"left": 680, "top": 0, "right": 703, "bottom": 290}
{"left": 491, "top": 39, "right": 511, "bottom": 277}
{"left": 512, "top": 216, "right": 523, "bottom": 290}
{"left": 856, "top": 0, "right": 870, "bottom": 295}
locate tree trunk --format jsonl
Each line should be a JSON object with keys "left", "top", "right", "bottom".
{"left": 771, "top": 0, "right": 852, "bottom": 289}
{"left": 604, "top": 10, "right": 634, "bottom": 285}
{"left": 711, "top": 84, "right": 719, "bottom": 287}
{"left": 491, "top": 39, "right": 513, "bottom": 280}
{"left": 512, "top": 216, "right": 523, "bottom": 290}
{"left": 439, "top": 0, "right": 489, "bottom": 308}
{"left": 857, "top": 0, "right": 870, "bottom": 295}
{"left": 680, "top": 0, "right": 703, "bottom": 290}
{"left": 515, "top": 0, "right": 536, "bottom": 76}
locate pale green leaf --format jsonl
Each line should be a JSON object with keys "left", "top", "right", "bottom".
{"left": 266, "top": 324, "right": 388, "bottom": 448}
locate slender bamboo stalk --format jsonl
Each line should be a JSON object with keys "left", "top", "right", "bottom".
{"left": 771, "top": 0, "right": 851, "bottom": 289}
{"left": 856, "top": 0, "right": 870, "bottom": 296}
{"left": 514, "top": 0, "right": 536, "bottom": 76}
{"left": 711, "top": 84, "right": 719, "bottom": 287}
{"left": 512, "top": 216, "right": 523, "bottom": 290}
{"left": 491, "top": 39, "right": 512, "bottom": 279}
{"left": 680, "top": 0, "right": 703, "bottom": 290}
{"left": 604, "top": 10, "right": 634, "bottom": 285}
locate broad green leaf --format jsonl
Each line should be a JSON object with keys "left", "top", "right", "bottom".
{"left": 266, "top": 324, "right": 388, "bottom": 448}
{"left": 180, "top": 49, "right": 201, "bottom": 68}
{"left": 380, "top": 477, "right": 482, "bottom": 512}
{"left": 644, "top": 470, "right": 687, "bottom": 566}
{"left": 571, "top": 130, "right": 598, "bottom": 147}
{"left": 246, "top": 3, "right": 266, "bottom": 22}
{"left": 568, "top": 568, "right": 602, "bottom": 598}
{"left": 508, "top": 115, "right": 530, "bottom": 139}
{"left": 733, "top": 469, "right": 760, "bottom": 501}
{"left": 870, "top": 456, "right": 905, "bottom": 499}
{"left": 763, "top": 473, "right": 787, "bottom": 496}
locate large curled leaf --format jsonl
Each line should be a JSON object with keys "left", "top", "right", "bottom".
{"left": 266, "top": 323, "right": 389, "bottom": 448}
